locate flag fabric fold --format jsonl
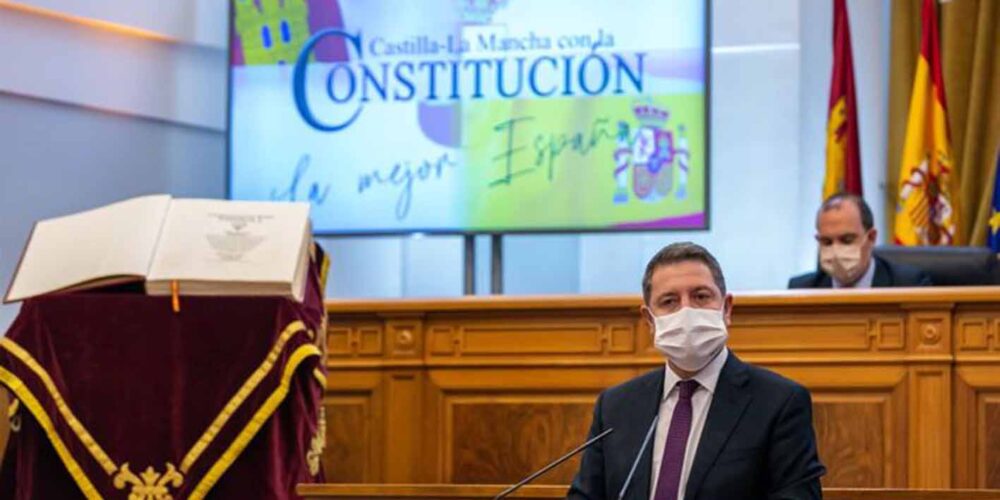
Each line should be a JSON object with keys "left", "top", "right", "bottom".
{"left": 988, "top": 150, "right": 1000, "bottom": 252}
{"left": 823, "top": 0, "right": 862, "bottom": 199}
{"left": 893, "top": 0, "right": 958, "bottom": 246}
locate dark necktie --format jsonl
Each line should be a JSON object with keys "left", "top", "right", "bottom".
{"left": 653, "top": 379, "right": 699, "bottom": 500}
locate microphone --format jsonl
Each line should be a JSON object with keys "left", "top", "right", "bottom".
{"left": 493, "top": 427, "right": 614, "bottom": 500}
{"left": 617, "top": 414, "right": 659, "bottom": 500}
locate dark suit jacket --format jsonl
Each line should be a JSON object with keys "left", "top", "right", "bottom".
{"left": 787, "top": 255, "right": 932, "bottom": 289}
{"left": 567, "top": 353, "right": 825, "bottom": 500}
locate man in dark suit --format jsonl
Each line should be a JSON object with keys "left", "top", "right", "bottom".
{"left": 568, "top": 242, "right": 825, "bottom": 500}
{"left": 788, "top": 193, "right": 931, "bottom": 288}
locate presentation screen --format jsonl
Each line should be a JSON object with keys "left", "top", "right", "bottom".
{"left": 228, "top": 0, "right": 708, "bottom": 234}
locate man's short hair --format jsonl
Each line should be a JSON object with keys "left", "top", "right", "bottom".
{"left": 642, "top": 242, "right": 727, "bottom": 304}
{"left": 820, "top": 192, "right": 874, "bottom": 231}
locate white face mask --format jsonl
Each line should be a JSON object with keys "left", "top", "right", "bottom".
{"left": 819, "top": 243, "right": 864, "bottom": 284}
{"left": 652, "top": 307, "right": 728, "bottom": 372}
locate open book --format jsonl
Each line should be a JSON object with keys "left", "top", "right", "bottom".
{"left": 4, "top": 195, "right": 312, "bottom": 303}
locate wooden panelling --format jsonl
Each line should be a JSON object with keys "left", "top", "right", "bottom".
{"left": 323, "top": 371, "right": 384, "bottom": 483}
{"left": 323, "top": 287, "right": 1000, "bottom": 488}
{"left": 909, "top": 309, "right": 953, "bottom": 356}
{"left": 298, "top": 484, "right": 1000, "bottom": 499}
{"left": 954, "top": 308, "right": 1000, "bottom": 488}
{"left": 813, "top": 397, "right": 887, "bottom": 487}
{"left": 984, "top": 399, "right": 1000, "bottom": 488}
{"left": 954, "top": 366, "right": 1000, "bottom": 488}
{"left": 911, "top": 365, "right": 952, "bottom": 487}
{"left": 730, "top": 314, "right": 908, "bottom": 353}
{"left": 956, "top": 308, "right": 1000, "bottom": 359}
{"left": 298, "top": 483, "right": 568, "bottom": 499}
{"left": 327, "top": 324, "right": 384, "bottom": 359}
{"left": 728, "top": 314, "right": 903, "bottom": 353}
{"left": 777, "top": 364, "right": 908, "bottom": 488}
{"left": 324, "top": 397, "right": 371, "bottom": 483}
{"left": 446, "top": 397, "right": 592, "bottom": 484}
{"left": 424, "top": 313, "right": 642, "bottom": 361}
{"left": 455, "top": 322, "right": 605, "bottom": 356}
{"left": 386, "top": 321, "right": 422, "bottom": 359}
{"left": 824, "top": 491, "right": 1000, "bottom": 500}
{"left": 384, "top": 372, "right": 423, "bottom": 482}
{"left": 730, "top": 318, "right": 873, "bottom": 351}
{"left": 423, "top": 366, "right": 636, "bottom": 485}
{"left": 956, "top": 318, "right": 994, "bottom": 352}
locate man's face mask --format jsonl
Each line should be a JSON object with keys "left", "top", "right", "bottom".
{"left": 819, "top": 242, "right": 864, "bottom": 285}
{"left": 652, "top": 307, "right": 728, "bottom": 372}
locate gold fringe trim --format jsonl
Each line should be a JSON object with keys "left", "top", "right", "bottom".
{"left": 188, "top": 343, "right": 321, "bottom": 500}
{"left": 306, "top": 406, "right": 326, "bottom": 477}
{"left": 0, "top": 365, "right": 103, "bottom": 500}
{"left": 0, "top": 338, "right": 117, "bottom": 475}
{"left": 180, "top": 320, "right": 307, "bottom": 473}
{"left": 319, "top": 251, "right": 331, "bottom": 292}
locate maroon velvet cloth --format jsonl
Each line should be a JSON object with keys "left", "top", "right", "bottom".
{"left": 0, "top": 259, "right": 327, "bottom": 499}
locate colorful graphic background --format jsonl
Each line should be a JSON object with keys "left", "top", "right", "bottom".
{"left": 229, "top": 0, "right": 708, "bottom": 233}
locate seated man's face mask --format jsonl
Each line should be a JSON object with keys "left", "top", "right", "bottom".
{"left": 819, "top": 241, "right": 865, "bottom": 284}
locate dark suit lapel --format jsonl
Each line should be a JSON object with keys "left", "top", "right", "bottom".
{"left": 872, "top": 256, "right": 892, "bottom": 287}
{"left": 683, "top": 354, "right": 752, "bottom": 500}
{"left": 626, "top": 367, "right": 665, "bottom": 500}
{"left": 815, "top": 271, "right": 833, "bottom": 288}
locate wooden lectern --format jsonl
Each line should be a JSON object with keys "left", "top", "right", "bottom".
{"left": 321, "top": 290, "right": 1000, "bottom": 489}
{"left": 297, "top": 484, "right": 1000, "bottom": 500}
{"left": 297, "top": 484, "right": 564, "bottom": 499}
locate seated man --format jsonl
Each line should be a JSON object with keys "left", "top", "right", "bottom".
{"left": 568, "top": 242, "right": 825, "bottom": 500}
{"left": 789, "top": 193, "right": 932, "bottom": 288}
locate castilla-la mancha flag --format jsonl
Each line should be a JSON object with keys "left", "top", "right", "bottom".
{"left": 822, "top": 0, "right": 862, "bottom": 199}
{"left": 893, "top": 0, "right": 958, "bottom": 245}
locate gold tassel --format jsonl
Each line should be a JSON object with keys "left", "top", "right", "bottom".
{"left": 170, "top": 280, "right": 181, "bottom": 313}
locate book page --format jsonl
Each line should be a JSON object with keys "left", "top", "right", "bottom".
{"left": 4, "top": 194, "right": 172, "bottom": 302}
{"left": 146, "top": 199, "right": 310, "bottom": 287}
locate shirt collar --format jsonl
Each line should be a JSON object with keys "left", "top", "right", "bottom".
{"left": 832, "top": 256, "right": 876, "bottom": 289}
{"left": 662, "top": 347, "right": 728, "bottom": 400}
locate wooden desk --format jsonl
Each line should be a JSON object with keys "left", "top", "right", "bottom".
{"left": 298, "top": 483, "right": 564, "bottom": 499}
{"left": 320, "top": 288, "right": 1000, "bottom": 489}
{"left": 297, "top": 484, "right": 1000, "bottom": 499}
{"left": 825, "top": 490, "right": 1000, "bottom": 500}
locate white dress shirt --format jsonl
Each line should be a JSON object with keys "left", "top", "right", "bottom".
{"left": 831, "top": 256, "right": 876, "bottom": 288}
{"left": 649, "top": 347, "right": 729, "bottom": 500}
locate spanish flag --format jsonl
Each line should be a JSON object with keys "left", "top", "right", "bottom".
{"left": 893, "top": 0, "right": 957, "bottom": 245}
{"left": 988, "top": 150, "right": 1000, "bottom": 252}
{"left": 822, "top": 0, "right": 862, "bottom": 199}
